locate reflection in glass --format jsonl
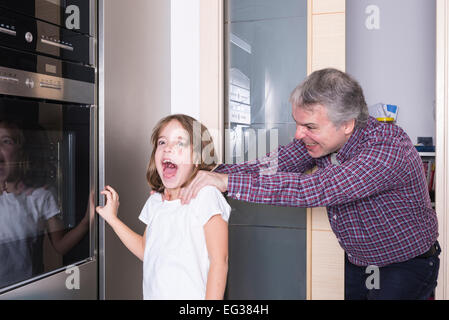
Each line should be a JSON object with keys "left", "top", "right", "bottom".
{"left": 0, "top": 99, "right": 91, "bottom": 291}
{"left": 224, "top": 0, "right": 308, "bottom": 300}
{"left": 225, "top": 0, "right": 307, "bottom": 164}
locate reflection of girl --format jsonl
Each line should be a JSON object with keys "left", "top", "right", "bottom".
{"left": 0, "top": 120, "right": 89, "bottom": 289}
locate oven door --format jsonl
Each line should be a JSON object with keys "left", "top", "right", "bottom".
{"left": 0, "top": 96, "right": 97, "bottom": 299}
{"left": 0, "top": 8, "right": 92, "bottom": 66}
{"left": 0, "top": 0, "right": 93, "bottom": 36}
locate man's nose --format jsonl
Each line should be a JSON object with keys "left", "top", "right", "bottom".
{"left": 295, "top": 126, "right": 306, "bottom": 140}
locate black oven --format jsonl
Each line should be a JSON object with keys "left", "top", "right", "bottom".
{"left": 0, "top": 8, "right": 93, "bottom": 65}
{"left": 0, "top": 2, "right": 96, "bottom": 294}
{"left": 0, "top": 0, "right": 93, "bottom": 36}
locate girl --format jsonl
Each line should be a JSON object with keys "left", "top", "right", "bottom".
{"left": 96, "top": 114, "right": 230, "bottom": 300}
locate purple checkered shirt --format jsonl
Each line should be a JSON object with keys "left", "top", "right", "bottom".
{"left": 216, "top": 117, "right": 438, "bottom": 266}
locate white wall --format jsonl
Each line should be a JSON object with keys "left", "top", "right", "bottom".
{"left": 102, "top": 0, "right": 171, "bottom": 299}
{"left": 171, "top": 0, "right": 200, "bottom": 118}
{"left": 346, "top": 0, "right": 436, "bottom": 145}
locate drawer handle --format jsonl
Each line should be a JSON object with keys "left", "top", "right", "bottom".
{"left": 0, "top": 27, "right": 16, "bottom": 36}
{"left": 41, "top": 39, "right": 74, "bottom": 51}
{"left": 40, "top": 82, "right": 62, "bottom": 90}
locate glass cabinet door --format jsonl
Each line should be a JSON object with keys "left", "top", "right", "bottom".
{"left": 224, "top": 0, "right": 308, "bottom": 299}
{"left": 225, "top": 0, "right": 307, "bottom": 163}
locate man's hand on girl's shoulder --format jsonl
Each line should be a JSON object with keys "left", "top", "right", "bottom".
{"left": 179, "top": 171, "right": 228, "bottom": 205}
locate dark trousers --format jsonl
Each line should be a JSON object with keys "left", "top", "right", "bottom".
{"left": 344, "top": 243, "right": 441, "bottom": 300}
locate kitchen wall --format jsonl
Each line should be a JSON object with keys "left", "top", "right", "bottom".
{"left": 346, "top": 0, "right": 436, "bottom": 145}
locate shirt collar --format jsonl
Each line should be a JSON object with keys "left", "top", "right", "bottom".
{"left": 333, "top": 117, "right": 375, "bottom": 164}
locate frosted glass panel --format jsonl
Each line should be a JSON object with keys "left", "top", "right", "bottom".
{"left": 227, "top": 0, "right": 307, "bottom": 22}
{"left": 225, "top": 0, "right": 307, "bottom": 162}
{"left": 224, "top": 0, "right": 308, "bottom": 300}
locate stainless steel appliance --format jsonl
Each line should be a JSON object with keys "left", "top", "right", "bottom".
{"left": 0, "top": 1, "right": 97, "bottom": 299}
{"left": 0, "top": 7, "right": 94, "bottom": 65}
{"left": 0, "top": 0, "right": 94, "bottom": 36}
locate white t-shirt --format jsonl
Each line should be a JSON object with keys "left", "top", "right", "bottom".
{"left": 138, "top": 186, "right": 231, "bottom": 300}
{"left": 0, "top": 188, "right": 60, "bottom": 288}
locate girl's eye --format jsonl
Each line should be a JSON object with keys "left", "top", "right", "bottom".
{"left": 1, "top": 138, "right": 14, "bottom": 145}
{"left": 157, "top": 140, "right": 165, "bottom": 146}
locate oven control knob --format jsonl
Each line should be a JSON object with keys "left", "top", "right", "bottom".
{"left": 25, "top": 32, "right": 33, "bottom": 43}
{"left": 25, "top": 78, "right": 34, "bottom": 89}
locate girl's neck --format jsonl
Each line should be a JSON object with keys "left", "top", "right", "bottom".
{"left": 163, "top": 188, "right": 181, "bottom": 201}
{"left": 0, "top": 180, "right": 19, "bottom": 194}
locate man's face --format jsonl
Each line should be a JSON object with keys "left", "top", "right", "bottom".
{"left": 292, "top": 104, "right": 354, "bottom": 158}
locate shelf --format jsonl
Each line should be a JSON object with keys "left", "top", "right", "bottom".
{"left": 419, "top": 152, "right": 435, "bottom": 157}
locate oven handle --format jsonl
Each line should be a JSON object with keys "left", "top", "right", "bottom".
{"left": 0, "top": 27, "right": 16, "bottom": 36}
{"left": 89, "top": 105, "right": 98, "bottom": 259}
{"left": 41, "top": 39, "right": 74, "bottom": 52}
{"left": 40, "top": 82, "right": 62, "bottom": 90}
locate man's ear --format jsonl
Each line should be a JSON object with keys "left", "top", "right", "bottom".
{"left": 344, "top": 119, "right": 356, "bottom": 135}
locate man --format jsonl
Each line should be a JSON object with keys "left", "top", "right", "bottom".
{"left": 180, "top": 68, "right": 440, "bottom": 300}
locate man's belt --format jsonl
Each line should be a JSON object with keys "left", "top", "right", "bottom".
{"left": 416, "top": 242, "right": 440, "bottom": 259}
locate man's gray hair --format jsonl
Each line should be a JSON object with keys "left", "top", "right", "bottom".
{"left": 289, "top": 68, "right": 369, "bottom": 129}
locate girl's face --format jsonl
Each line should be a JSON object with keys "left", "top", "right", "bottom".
{"left": 0, "top": 125, "right": 20, "bottom": 183}
{"left": 154, "top": 120, "right": 195, "bottom": 192}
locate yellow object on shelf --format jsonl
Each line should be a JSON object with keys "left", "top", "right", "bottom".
{"left": 376, "top": 117, "right": 395, "bottom": 123}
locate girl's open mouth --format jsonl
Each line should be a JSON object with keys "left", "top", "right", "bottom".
{"left": 162, "top": 160, "right": 178, "bottom": 179}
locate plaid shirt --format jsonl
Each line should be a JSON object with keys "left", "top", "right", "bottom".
{"left": 217, "top": 117, "right": 438, "bottom": 266}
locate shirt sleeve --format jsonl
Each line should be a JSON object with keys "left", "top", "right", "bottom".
{"left": 193, "top": 186, "right": 231, "bottom": 226}
{"left": 138, "top": 195, "right": 156, "bottom": 226}
{"left": 215, "top": 139, "right": 316, "bottom": 175}
{"left": 37, "top": 188, "right": 61, "bottom": 220}
{"left": 227, "top": 138, "right": 411, "bottom": 208}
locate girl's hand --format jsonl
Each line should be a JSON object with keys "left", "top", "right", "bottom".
{"left": 96, "top": 185, "right": 120, "bottom": 224}
{"left": 80, "top": 190, "right": 95, "bottom": 227}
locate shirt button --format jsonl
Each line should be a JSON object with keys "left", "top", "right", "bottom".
{"left": 333, "top": 215, "right": 337, "bottom": 220}
{"left": 236, "top": 193, "right": 241, "bottom": 199}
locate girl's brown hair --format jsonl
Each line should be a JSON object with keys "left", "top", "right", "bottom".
{"left": 146, "top": 114, "right": 218, "bottom": 193}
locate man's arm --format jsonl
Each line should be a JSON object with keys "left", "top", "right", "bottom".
{"left": 180, "top": 139, "right": 315, "bottom": 204}
{"left": 225, "top": 142, "right": 411, "bottom": 208}
{"left": 215, "top": 139, "right": 315, "bottom": 175}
